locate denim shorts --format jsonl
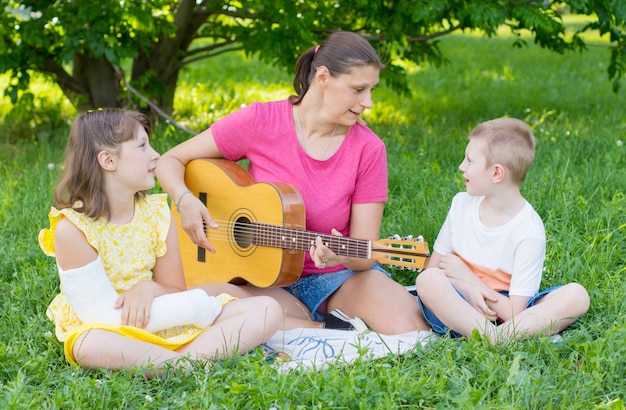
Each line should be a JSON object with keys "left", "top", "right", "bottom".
{"left": 417, "top": 285, "right": 562, "bottom": 338}
{"left": 284, "top": 263, "right": 390, "bottom": 322}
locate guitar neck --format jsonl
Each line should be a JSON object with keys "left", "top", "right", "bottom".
{"left": 251, "top": 223, "right": 372, "bottom": 259}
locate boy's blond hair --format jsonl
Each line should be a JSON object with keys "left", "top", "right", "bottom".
{"left": 469, "top": 118, "right": 536, "bottom": 185}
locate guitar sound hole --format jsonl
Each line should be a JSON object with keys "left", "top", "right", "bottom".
{"left": 233, "top": 216, "right": 253, "bottom": 249}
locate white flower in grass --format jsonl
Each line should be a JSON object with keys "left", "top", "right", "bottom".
{"left": 145, "top": 395, "right": 154, "bottom": 403}
{"left": 47, "top": 163, "right": 55, "bottom": 170}
{"left": 617, "top": 140, "right": 623, "bottom": 147}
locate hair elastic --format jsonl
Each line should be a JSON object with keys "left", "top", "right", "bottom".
{"left": 314, "top": 45, "right": 320, "bottom": 53}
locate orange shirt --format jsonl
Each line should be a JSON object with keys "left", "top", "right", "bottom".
{"left": 457, "top": 254, "right": 511, "bottom": 292}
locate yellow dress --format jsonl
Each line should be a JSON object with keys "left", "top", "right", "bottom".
{"left": 39, "top": 194, "right": 232, "bottom": 364}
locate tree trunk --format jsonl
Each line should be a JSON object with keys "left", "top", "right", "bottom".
{"left": 73, "top": 54, "right": 120, "bottom": 110}
{"left": 131, "top": 50, "right": 178, "bottom": 115}
{"left": 130, "top": 0, "right": 202, "bottom": 115}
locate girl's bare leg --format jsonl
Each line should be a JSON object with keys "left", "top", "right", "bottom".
{"left": 197, "top": 283, "right": 323, "bottom": 330}
{"left": 72, "top": 296, "right": 283, "bottom": 376}
{"left": 72, "top": 330, "right": 188, "bottom": 376}
{"left": 177, "top": 296, "right": 283, "bottom": 357}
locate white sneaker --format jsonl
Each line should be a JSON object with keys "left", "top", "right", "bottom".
{"left": 324, "top": 309, "right": 368, "bottom": 332}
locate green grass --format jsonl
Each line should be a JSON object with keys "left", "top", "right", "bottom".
{"left": 1, "top": 22, "right": 625, "bottom": 408}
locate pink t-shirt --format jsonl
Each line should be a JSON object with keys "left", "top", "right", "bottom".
{"left": 211, "top": 100, "right": 388, "bottom": 276}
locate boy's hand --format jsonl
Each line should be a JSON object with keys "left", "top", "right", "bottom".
{"left": 443, "top": 253, "right": 501, "bottom": 321}
{"left": 439, "top": 253, "right": 475, "bottom": 283}
{"left": 464, "top": 286, "right": 499, "bottom": 321}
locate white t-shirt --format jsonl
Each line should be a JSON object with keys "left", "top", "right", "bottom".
{"left": 433, "top": 192, "right": 546, "bottom": 297}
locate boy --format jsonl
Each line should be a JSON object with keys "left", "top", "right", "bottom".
{"left": 415, "top": 118, "right": 589, "bottom": 341}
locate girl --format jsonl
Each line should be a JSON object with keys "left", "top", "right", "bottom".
{"left": 39, "top": 109, "right": 282, "bottom": 375}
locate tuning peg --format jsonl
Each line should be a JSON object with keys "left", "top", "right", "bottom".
{"left": 387, "top": 234, "right": 425, "bottom": 242}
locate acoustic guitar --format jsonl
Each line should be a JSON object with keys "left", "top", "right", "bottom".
{"left": 173, "top": 159, "right": 430, "bottom": 288}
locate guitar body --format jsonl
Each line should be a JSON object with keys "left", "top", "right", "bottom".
{"left": 174, "top": 159, "right": 305, "bottom": 287}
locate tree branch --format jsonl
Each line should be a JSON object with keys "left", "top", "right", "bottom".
{"left": 193, "top": 6, "right": 257, "bottom": 20}
{"left": 185, "top": 38, "right": 238, "bottom": 58}
{"left": 178, "top": 45, "right": 244, "bottom": 71}
{"left": 360, "top": 26, "right": 462, "bottom": 44}
{"left": 113, "top": 65, "right": 196, "bottom": 135}
{"left": 42, "top": 57, "right": 89, "bottom": 96}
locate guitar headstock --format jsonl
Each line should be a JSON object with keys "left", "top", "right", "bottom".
{"left": 372, "top": 235, "right": 431, "bottom": 270}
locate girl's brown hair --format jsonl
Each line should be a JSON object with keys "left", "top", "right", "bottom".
{"left": 289, "top": 31, "right": 385, "bottom": 104}
{"left": 54, "top": 109, "right": 152, "bottom": 220}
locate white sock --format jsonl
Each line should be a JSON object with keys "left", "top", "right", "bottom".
{"left": 59, "top": 257, "right": 222, "bottom": 332}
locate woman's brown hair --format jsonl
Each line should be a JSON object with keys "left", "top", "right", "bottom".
{"left": 289, "top": 31, "right": 385, "bottom": 104}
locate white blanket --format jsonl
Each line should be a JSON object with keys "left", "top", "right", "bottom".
{"left": 262, "top": 328, "right": 437, "bottom": 371}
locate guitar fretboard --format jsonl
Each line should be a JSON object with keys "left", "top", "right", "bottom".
{"left": 251, "top": 223, "right": 372, "bottom": 259}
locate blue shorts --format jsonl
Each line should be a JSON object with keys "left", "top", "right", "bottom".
{"left": 284, "top": 263, "right": 390, "bottom": 322}
{"left": 417, "top": 286, "right": 562, "bottom": 338}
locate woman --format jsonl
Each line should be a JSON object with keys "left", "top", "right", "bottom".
{"left": 156, "top": 31, "right": 428, "bottom": 334}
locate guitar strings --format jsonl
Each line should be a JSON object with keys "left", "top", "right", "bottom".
{"left": 193, "top": 219, "right": 374, "bottom": 255}
{"left": 185, "top": 220, "right": 426, "bottom": 267}
{"left": 198, "top": 220, "right": 425, "bottom": 248}
{"left": 212, "top": 219, "right": 371, "bottom": 249}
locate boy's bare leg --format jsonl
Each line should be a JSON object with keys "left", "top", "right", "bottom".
{"left": 497, "top": 283, "right": 589, "bottom": 338}
{"left": 415, "top": 268, "right": 499, "bottom": 339}
{"left": 418, "top": 270, "right": 590, "bottom": 341}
